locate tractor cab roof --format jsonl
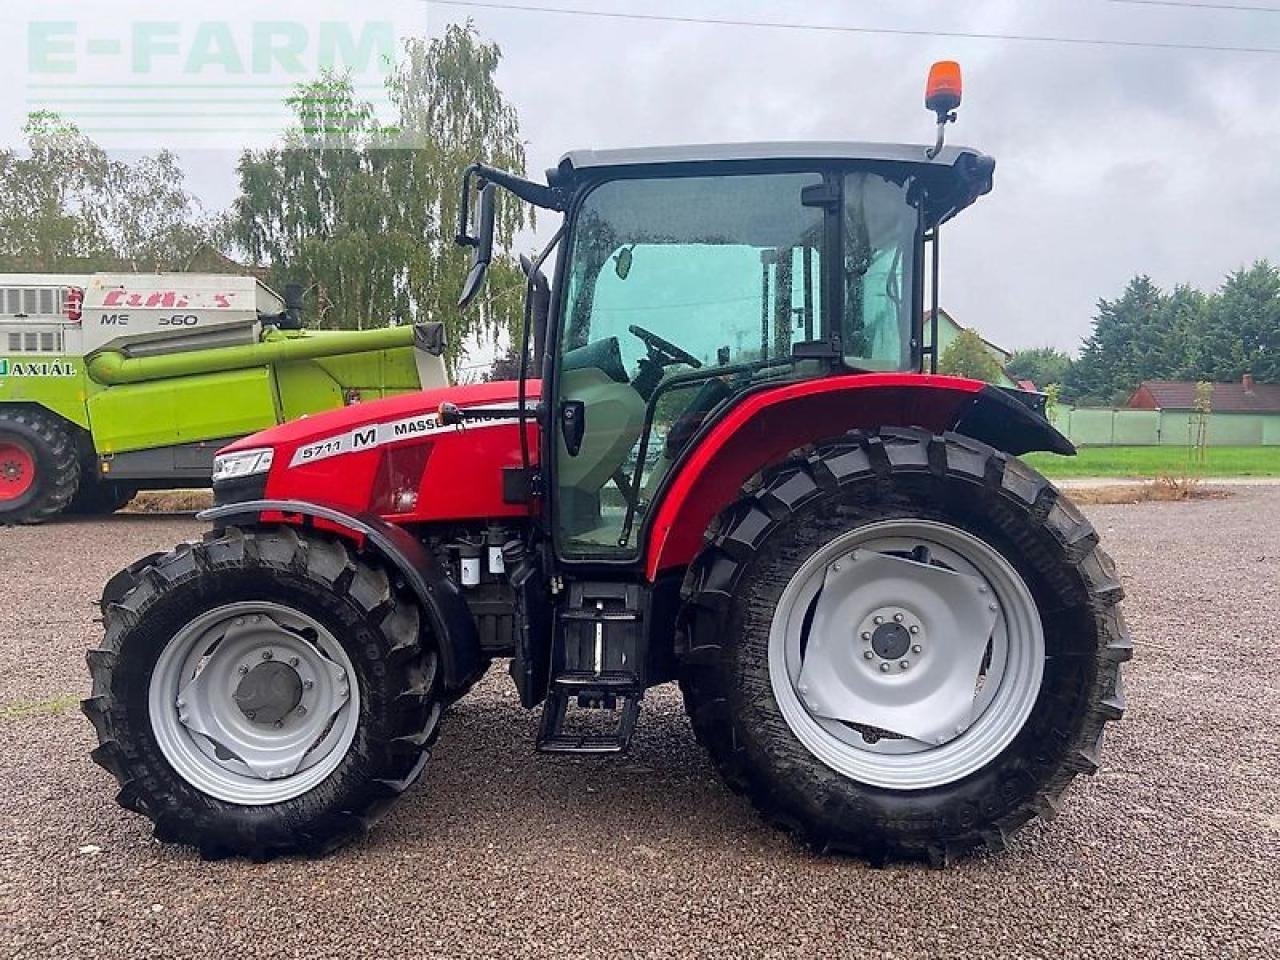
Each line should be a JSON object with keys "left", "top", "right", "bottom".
{"left": 549, "top": 140, "right": 996, "bottom": 226}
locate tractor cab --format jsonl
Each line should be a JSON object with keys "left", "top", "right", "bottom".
{"left": 455, "top": 141, "right": 994, "bottom": 563}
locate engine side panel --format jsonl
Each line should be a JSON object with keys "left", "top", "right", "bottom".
{"left": 243, "top": 380, "right": 542, "bottom": 522}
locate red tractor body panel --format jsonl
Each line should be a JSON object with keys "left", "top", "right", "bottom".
{"left": 220, "top": 380, "right": 541, "bottom": 523}
{"left": 222, "top": 373, "right": 1003, "bottom": 567}
{"left": 643, "top": 374, "right": 985, "bottom": 578}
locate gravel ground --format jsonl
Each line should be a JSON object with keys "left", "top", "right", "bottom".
{"left": 1, "top": 492, "right": 1278, "bottom": 960}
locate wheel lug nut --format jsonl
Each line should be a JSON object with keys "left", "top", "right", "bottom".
{"left": 879, "top": 662, "right": 890, "bottom": 673}
{"left": 861, "top": 631, "right": 871, "bottom": 641}
{"left": 245, "top": 711, "right": 256, "bottom": 721}
{"left": 238, "top": 664, "right": 249, "bottom": 675}
{"left": 289, "top": 657, "right": 300, "bottom": 667}
{"left": 274, "top": 720, "right": 284, "bottom": 728}
{"left": 909, "top": 625, "right": 919, "bottom": 635}
{"left": 899, "top": 661, "right": 910, "bottom": 670}
{"left": 262, "top": 650, "right": 273, "bottom": 660}
{"left": 296, "top": 706, "right": 307, "bottom": 717}
{"left": 873, "top": 616, "right": 884, "bottom": 625}
{"left": 303, "top": 679, "right": 314, "bottom": 690}
{"left": 863, "top": 651, "right": 874, "bottom": 660}
{"left": 912, "top": 644, "right": 923, "bottom": 654}
{"left": 893, "top": 613, "right": 904, "bottom": 623}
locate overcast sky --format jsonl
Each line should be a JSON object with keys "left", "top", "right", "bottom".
{"left": 6, "top": 0, "right": 1279, "bottom": 353}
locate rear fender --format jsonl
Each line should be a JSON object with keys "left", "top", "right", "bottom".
{"left": 200, "top": 499, "right": 481, "bottom": 692}
{"left": 644, "top": 375, "right": 1072, "bottom": 579}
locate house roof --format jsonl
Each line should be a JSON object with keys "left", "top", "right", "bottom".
{"left": 929, "top": 308, "right": 1013, "bottom": 360}
{"left": 1131, "top": 380, "right": 1280, "bottom": 413}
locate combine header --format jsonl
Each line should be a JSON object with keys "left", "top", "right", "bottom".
{"left": 0, "top": 273, "right": 446, "bottom": 522}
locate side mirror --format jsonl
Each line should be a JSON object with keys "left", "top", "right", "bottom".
{"left": 458, "top": 182, "right": 497, "bottom": 309}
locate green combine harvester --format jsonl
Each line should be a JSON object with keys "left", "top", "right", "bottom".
{"left": 0, "top": 272, "right": 448, "bottom": 524}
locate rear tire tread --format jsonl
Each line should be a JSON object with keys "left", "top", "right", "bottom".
{"left": 678, "top": 427, "right": 1130, "bottom": 863}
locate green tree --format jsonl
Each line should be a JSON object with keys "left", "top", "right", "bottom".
{"left": 1005, "top": 347, "right": 1073, "bottom": 390}
{"left": 1065, "top": 276, "right": 1164, "bottom": 404}
{"left": 0, "top": 112, "right": 214, "bottom": 272}
{"left": 229, "top": 25, "right": 529, "bottom": 369}
{"left": 1197, "top": 261, "right": 1280, "bottom": 383}
{"left": 939, "top": 329, "right": 1005, "bottom": 382}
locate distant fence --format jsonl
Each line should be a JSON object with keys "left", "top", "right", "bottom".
{"left": 1048, "top": 407, "right": 1280, "bottom": 446}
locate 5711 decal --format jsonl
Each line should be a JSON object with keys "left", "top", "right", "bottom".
{"left": 288, "top": 409, "right": 515, "bottom": 467}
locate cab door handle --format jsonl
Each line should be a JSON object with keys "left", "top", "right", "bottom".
{"left": 560, "top": 400, "right": 585, "bottom": 456}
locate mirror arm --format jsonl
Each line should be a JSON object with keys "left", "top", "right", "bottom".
{"left": 457, "top": 164, "right": 565, "bottom": 250}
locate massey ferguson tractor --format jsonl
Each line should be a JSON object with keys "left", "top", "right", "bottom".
{"left": 84, "top": 64, "right": 1129, "bottom": 864}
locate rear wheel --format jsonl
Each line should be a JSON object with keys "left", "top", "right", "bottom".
{"left": 0, "top": 407, "right": 80, "bottom": 524}
{"left": 84, "top": 525, "right": 443, "bottom": 859}
{"left": 679, "top": 428, "right": 1131, "bottom": 864}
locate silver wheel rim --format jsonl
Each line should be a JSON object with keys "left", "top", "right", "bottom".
{"left": 148, "top": 601, "right": 360, "bottom": 806}
{"left": 767, "top": 519, "right": 1044, "bottom": 791}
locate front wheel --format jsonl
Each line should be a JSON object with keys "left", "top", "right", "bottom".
{"left": 84, "top": 526, "right": 443, "bottom": 859}
{"left": 679, "top": 428, "right": 1131, "bottom": 864}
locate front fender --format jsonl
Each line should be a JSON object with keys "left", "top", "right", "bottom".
{"left": 199, "top": 499, "right": 481, "bottom": 692}
{"left": 644, "top": 375, "right": 1072, "bottom": 579}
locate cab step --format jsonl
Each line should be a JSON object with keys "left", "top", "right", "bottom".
{"left": 538, "top": 581, "right": 647, "bottom": 754}
{"left": 537, "top": 672, "right": 642, "bottom": 754}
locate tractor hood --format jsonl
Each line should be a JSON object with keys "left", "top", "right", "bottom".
{"left": 214, "top": 379, "right": 541, "bottom": 522}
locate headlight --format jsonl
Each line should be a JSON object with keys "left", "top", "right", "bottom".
{"left": 212, "top": 448, "right": 275, "bottom": 483}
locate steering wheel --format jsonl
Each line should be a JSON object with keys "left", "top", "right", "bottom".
{"left": 628, "top": 324, "right": 703, "bottom": 369}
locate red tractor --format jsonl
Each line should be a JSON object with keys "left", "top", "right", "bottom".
{"left": 84, "top": 65, "right": 1129, "bottom": 864}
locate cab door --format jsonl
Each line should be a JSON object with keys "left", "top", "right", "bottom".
{"left": 549, "top": 170, "right": 828, "bottom": 562}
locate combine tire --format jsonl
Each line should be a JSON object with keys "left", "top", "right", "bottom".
{"left": 0, "top": 407, "right": 80, "bottom": 525}
{"left": 84, "top": 525, "right": 443, "bottom": 859}
{"left": 68, "top": 479, "right": 137, "bottom": 515}
{"left": 679, "top": 428, "right": 1130, "bottom": 864}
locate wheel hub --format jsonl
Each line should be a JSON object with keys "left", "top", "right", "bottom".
{"left": 233, "top": 660, "right": 304, "bottom": 725}
{"left": 150, "top": 603, "right": 359, "bottom": 802}
{"left": 0, "top": 440, "right": 34, "bottom": 501}
{"left": 870, "top": 621, "right": 911, "bottom": 660}
{"left": 771, "top": 520, "right": 1046, "bottom": 791}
